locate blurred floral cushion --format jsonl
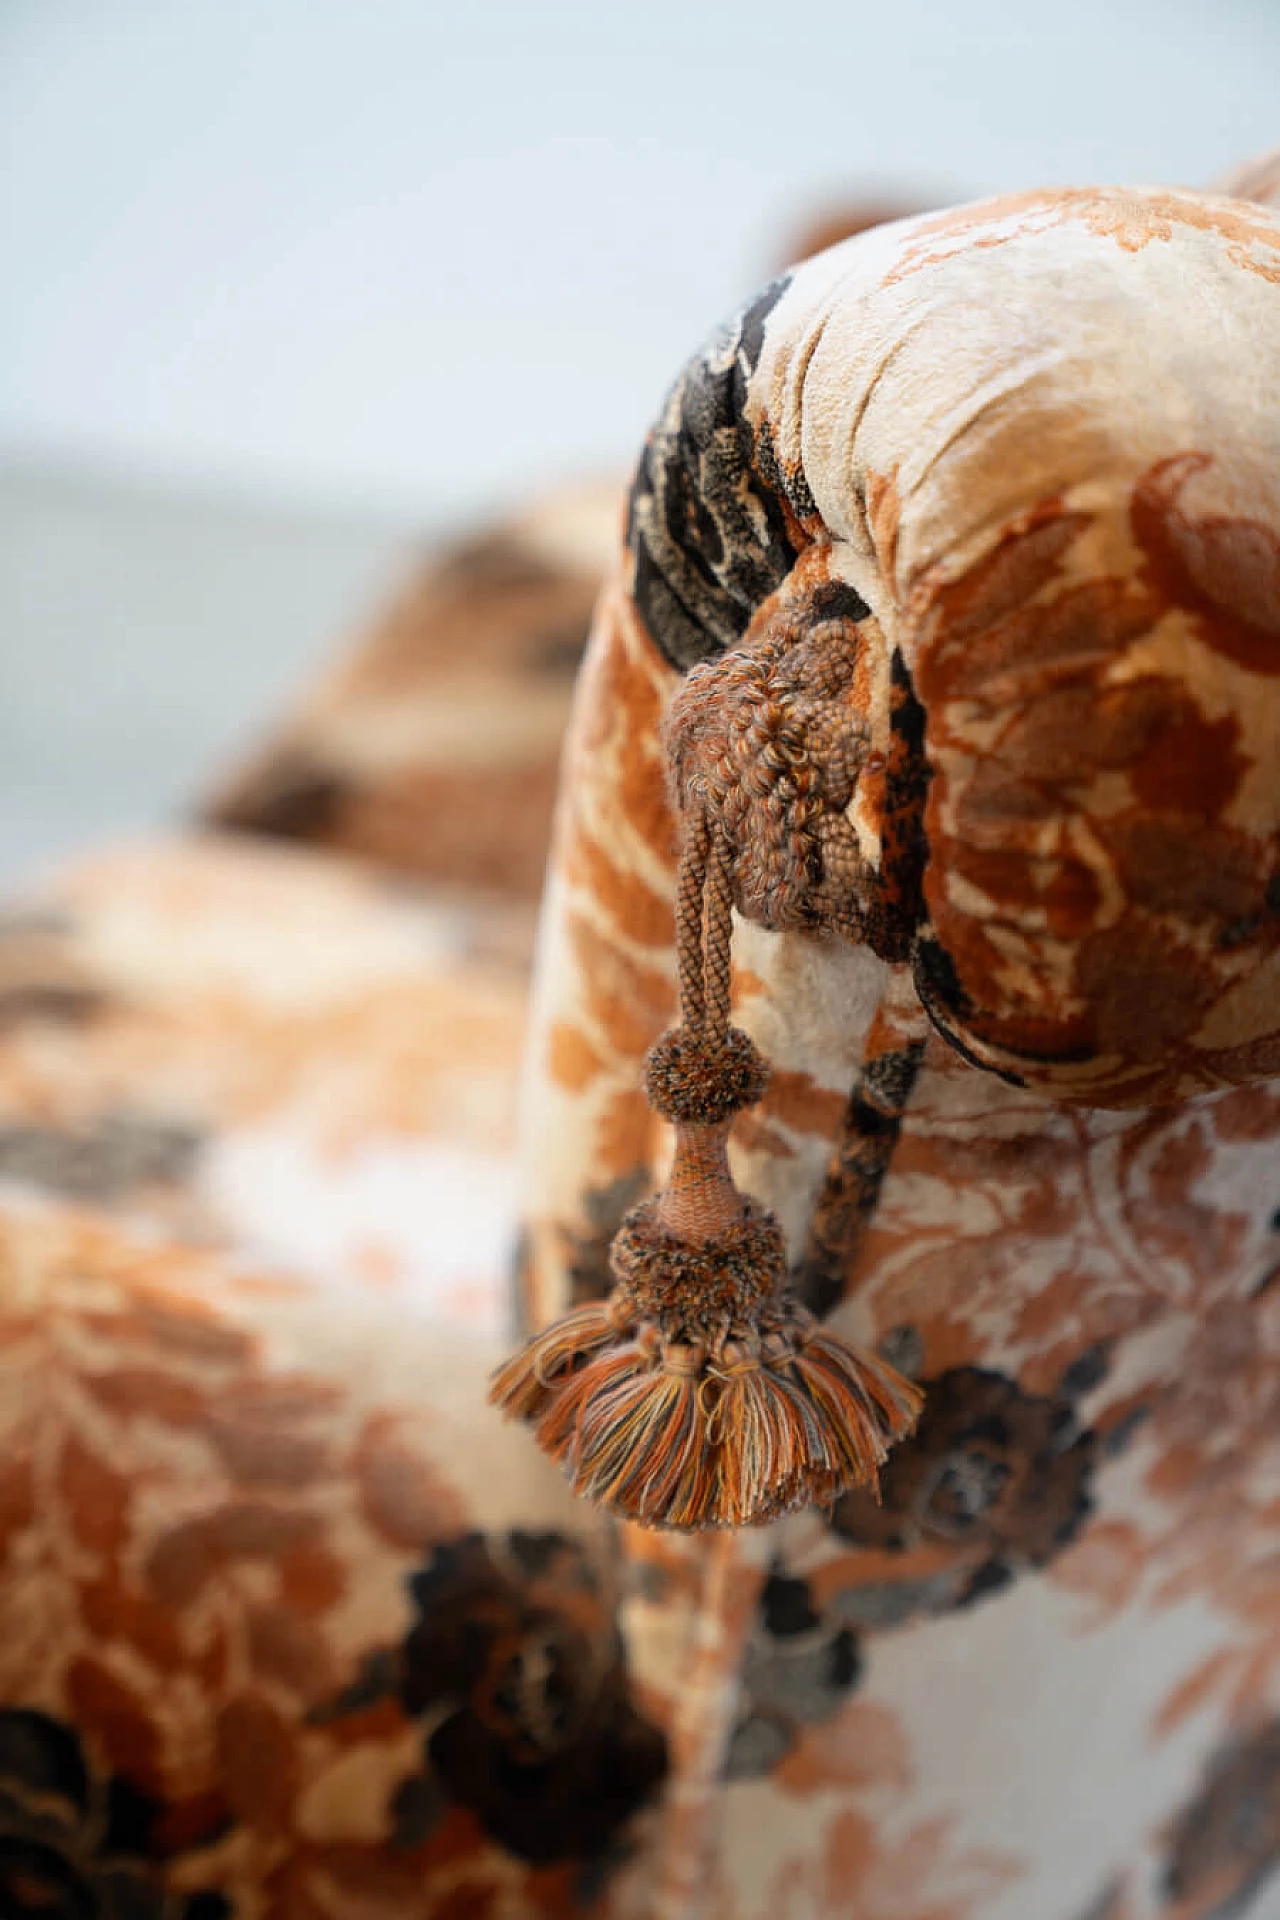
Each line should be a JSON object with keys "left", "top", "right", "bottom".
{"left": 7, "top": 165, "right": 1280, "bottom": 1920}
{"left": 201, "top": 200, "right": 927, "bottom": 901}
{"left": 1211, "top": 144, "right": 1280, "bottom": 209}
{"left": 204, "top": 486, "right": 619, "bottom": 901}
{"left": 0, "top": 834, "right": 672, "bottom": 1917}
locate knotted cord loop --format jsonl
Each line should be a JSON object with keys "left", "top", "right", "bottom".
{"left": 490, "top": 642, "right": 923, "bottom": 1528}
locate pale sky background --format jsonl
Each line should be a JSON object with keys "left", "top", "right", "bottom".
{"left": 1, "top": 1, "right": 1277, "bottom": 881}
{"left": 4, "top": 0, "right": 1278, "bottom": 523}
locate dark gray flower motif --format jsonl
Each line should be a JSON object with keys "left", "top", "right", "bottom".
{"left": 829, "top": 1363, "right": 1102, "bottom": 1615}
{"left": 729, "top": 1355, "right": 1130, "bottom": 1783}
{"left": 1163, "top": 1720, "right": 1280, "bottom": 1918}
{"left": 0, "top": 1115, "right": 201, "bottom": 1205}
{"left": 314, "top": 1529, "right": 666, "bottom": 1872}
{"left": 727, "top": 1571, "right": 863, "bottom": 1779}
{"left": 0, "top": 1708, "right": 231, "bottom": 1918}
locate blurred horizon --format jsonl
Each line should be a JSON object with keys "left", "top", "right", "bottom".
{"left": 2, "top": 1, "right": 1277, "bottom": 886}
{"left": 4, "top": 0, "right": 1278, "bottom": 525}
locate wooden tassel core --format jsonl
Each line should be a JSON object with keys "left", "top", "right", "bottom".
{"left": 491, "top": 794, "right": 922, "bottom": 1529}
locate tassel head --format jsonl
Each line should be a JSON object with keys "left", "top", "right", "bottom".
{"left": 610, "top": 1194, "right": 785, "bottom": 1343}
{"left": 491, "top": 1019, "right": 922, "bottom": 1529}
{"left": 492, "top": 732, "right": 924, "bottom": 1530}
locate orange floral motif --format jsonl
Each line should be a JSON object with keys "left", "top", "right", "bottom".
{"left": 769, "top": 1807, "right": 1018, "bottom": 1920}
{"left": 4, "top": 174, "right": 1280, "bottom": 1919}
{"left": 881, "top": 185, "right": 1280, "bottom": 287}
{"left": 0, "top": 1203, "right": 660, "bottom": 1916}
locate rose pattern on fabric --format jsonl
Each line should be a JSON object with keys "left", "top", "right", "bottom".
{"left": 0, "top": 1708, "right": 231, "bottom": 1920}
{"left": 724, "top": 1360, "right": 1109, "bottom": 1783}
{"left": 315, "top": 1530, "right": 667, "bottom": 1879}
{"left": 0, "top": 1196, "right": 666, "bottom": 1919}
{"left": 827, "top": 1361, "right": 1105, "bottom": 1619}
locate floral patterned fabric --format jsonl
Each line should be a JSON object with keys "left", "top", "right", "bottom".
{"left": 517, "top": 182, "right": 1280, "bottom": 1918}
{"left": 2, "top": 172, "right": 1280, "bottom": 1920}
{"left": 0, "top": 840, "right": 674, "bottom": 1917}
{"left": 0, "top": 848, "right": 679, "bottom": 1912}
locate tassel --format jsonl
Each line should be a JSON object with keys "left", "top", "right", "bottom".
{"left": 487, "top": 1295, "right": 635, "bottom": 1421}
{"left": 574, "top": 1341, "right": 710, "bottom": 1525}
{"left": 490, "top": 798, "right": 922, "bottom": 1529}
{"left": 707, "top": 1340, "right": 814, "bottom": 1528}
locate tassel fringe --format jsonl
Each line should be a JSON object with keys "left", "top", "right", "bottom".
{"left": 490, "top": 797, "right": 926, "bottom": 1529}
{"left": 490, "top": 1293, "right": 921, "bottom": 1530}
{"left": 486, "top": 1295, "right": 634, "bottom": 1421}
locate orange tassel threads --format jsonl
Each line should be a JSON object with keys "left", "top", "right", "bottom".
{"left": 490, "top": 800, "right": 922, "bottom": 1530}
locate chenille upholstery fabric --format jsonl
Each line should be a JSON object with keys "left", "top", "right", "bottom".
{"left": 0, "top": 842, "right": 667, "bottom": 1918}
{"left": 519, "top": 183, "right": 1280, "bottom": 1919}
{"left": 1, "top": 177, "right": 1279, "bottom": 1920}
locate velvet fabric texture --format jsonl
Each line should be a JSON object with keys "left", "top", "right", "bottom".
{"left": 0, "top": 167, "right": 1278, "bottom": 1919}
{"left": 518, "top": 179, "right": 1280, "bottom": 1918}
